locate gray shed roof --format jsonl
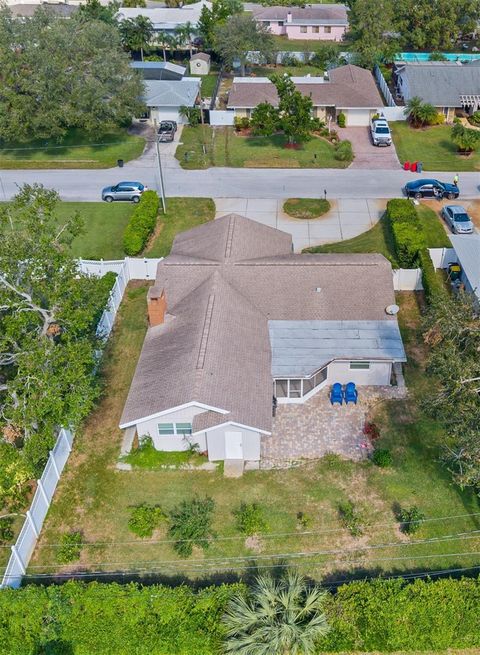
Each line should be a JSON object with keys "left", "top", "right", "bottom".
{"left": 450, "top": 234, "right": 480, "bottom": 300}
{"left": 144, "top": 78, "right": 200, "bottom": 108}
{"left": 131, "top": 61, "right": 186, "bottom": 80}
{"left": 395, "top": 61, "right": 480, "bottom": 107}
{"left": 253, "top": 4, "right": 348, "bottom": 25}
{"left": 269, "top": 320, "right": 406, "bottom": 377}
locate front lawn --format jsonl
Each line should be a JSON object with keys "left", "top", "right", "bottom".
{"left": 0, "top": 128, "right": 145, "bottom": 169}
{"left": 304, "top": 202, "right": 450, "bottom": 258}
{"left": 284, "top": 198, "right": 331, "bottom": 219}
{"left": 390, "top": 121, "right": 480, "bottom": 172}
{"left": 176, "top": 126, "right": 351, "bottom": 169}
{"left": 28, "top": 287, "right": 480, "bottom": 581}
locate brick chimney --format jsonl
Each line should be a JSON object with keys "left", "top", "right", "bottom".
{"left": 147, "top": 286, "right": 167, "bottom": 327}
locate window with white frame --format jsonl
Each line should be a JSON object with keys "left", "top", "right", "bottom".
{"left": 300, "top": 26, "right": 307, "bottom": 33}
{"left": 324, "top": 26, "right": 332, "bottom": 33}
{"left": 349, "top": 361, "right": 370, "bottom": 370}
{"left": 312, "top": 26, "right": 319, "bottom": 33}
{"left": 157, "top": 422, "right": 192, "bottom": 436}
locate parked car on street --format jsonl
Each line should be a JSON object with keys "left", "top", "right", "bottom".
{"left": 441, "top": 205, "right": 474, "bottom": 234}
{"left": 157, "top": 121, "right": 177, "bottom": 143}
{"left": 101, "top": 181, "right": 147, "bottom": 203}
{"left": 404, "top": 179, "right": 459, "bottom": 199}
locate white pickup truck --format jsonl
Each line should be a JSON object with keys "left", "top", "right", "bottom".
{"left": 370, "top": 117, "right": 392, "bottom": 146}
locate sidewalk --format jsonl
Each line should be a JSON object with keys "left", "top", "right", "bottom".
{"left": 214, "top": 197, "right": 388, "bottom": 251}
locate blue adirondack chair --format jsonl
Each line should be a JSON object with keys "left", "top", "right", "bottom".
{"left": 344, "top": 381, "right": 358, "bottom": 405}
{"left": 330, "top": 382, "right": 343, "bottom": 405}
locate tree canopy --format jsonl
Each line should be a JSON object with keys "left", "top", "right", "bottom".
{"left": 214, "top": 14, "right": 273, "bottom": 76}
{"left": 198, "top": 0, "right": 244, "bottom": 51}
{"left": 0, "top": 185, "right": 113, "bottom": 476}
{"left": 119, "top": 15, "right": 153, "bottom": 60}
{"left": 0, "top": 7, "right": 144, "bottom": 142}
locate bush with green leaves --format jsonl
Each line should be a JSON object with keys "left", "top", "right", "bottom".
{"left": 122, "top": 190, "right": 160, "bottom": 255}
{"left": 418, "top": 248, "right": 447, "bottom": 302}
{"left": 0, "top": 442, "right": 31, "bottom": 512}
{"left": 334, "top": 139, "right": 353, "bottom": 161}
{"left": 57, "top": 531, "right": 83, "bottom": 564}
{"left": 168, "top": 495, "right": 216, "bottom": 557}
{"left": 296, "top": 511, "right": 313, "bottom": 529}
{"left": 128, "top": 503, "right": 167, "bottom": 538}
{"left": 399, "top": 505, "right": 425, "bottom": 534}
{"left": 0, "top": 517, "right": 14, "bottom": 545}
{"left": 233, "top": 502, "right": 268, "bottom": 536}
{"left": 338, "top": 500, "right": 364, "bottom": 537}
{"left": 371, "top": 447, "right": 393, "bottom": 467}
{"left": 386, "top": 198, "right": 425, "bottom": 267}
{"left": 337, "top": 112, "right": 346, "bottom": 128}
{"left": 250, "top": 102, "right": 279, "bottom": 136}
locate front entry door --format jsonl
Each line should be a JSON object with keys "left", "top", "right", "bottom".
{"left": 225, "top": 431, "right": 243, "bottom": 459}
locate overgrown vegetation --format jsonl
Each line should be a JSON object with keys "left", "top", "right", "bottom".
{"left": 122, "top": 190, "right": 160, "bottom": 255}
{"left": 386, "top": 198, "right": 425, "bottom": 267}
{"left": 128, "top": 503, "right": 167, "bottom": 538}
{"left": 168, "top": 496, "right": 216, "bottom": 557}
{"left": 233, "top": 502, "right": 268, "bottom": 536}
{"left": 56, "top": 532, "right": 83, "bottom": 564}
{"left": 338, "top": 500, "right": 365, "bottom": 537}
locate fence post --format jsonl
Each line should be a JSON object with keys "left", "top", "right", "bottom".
{"left": 11, "top": 545, "right": 26, "bottom": 575}
{"left": 49, "top": 450, "right": 61, "bottom": 481}
{"left": 37, "top": 479, "right": 49, "bottom": 507}
{"left": 62, "top": 428, "right": 72, "bottom": 453}
{"left": 26, "top": 510, "right": 39, "bottom": 539}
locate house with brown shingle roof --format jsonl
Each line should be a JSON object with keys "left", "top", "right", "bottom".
{"left": 120, "top": 215, "right": 406, "bottom": 467}
{"left": 227, "top": 65, "right": 385, "bottom": 126}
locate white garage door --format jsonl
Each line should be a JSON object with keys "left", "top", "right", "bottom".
{"left": 150, "top": 108, "right": 183, "bottom": 124}
{"left": 345, "top": 108, "right": 371, "bottom": 127}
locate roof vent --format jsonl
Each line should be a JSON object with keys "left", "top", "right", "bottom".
{"left": 315, "top": 287, "right": 322, "bottom": 293}
{"left": 385, "top": 304, "right": 400, "bottom": 315}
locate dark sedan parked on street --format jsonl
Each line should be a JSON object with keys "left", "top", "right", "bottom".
{"left": 404, "top": 179, "right": 459, "bottom": 200}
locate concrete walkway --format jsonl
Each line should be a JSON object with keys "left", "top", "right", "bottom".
{"left": 214, "top": 197, "right": 388, "bottom": 251}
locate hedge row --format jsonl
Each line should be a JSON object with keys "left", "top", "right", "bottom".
{"left": 386, "top": 199, "right": 425, "bottom": 268}
{"left": 1, "top": 577, "right": 479, "bottom": 654}
{"left": 418, "top": 248, "right": 448, "bottom": 302}
{"left": 123, "top": 190, "right": 160, "bottom": 256}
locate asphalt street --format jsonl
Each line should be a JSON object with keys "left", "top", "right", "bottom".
{"left": 0, "top": 164, "right": 479, "bottom": 201}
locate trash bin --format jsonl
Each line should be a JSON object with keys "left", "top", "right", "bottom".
{"left": 404, "top": 161, "right": 410, "bottom": 171}
{"left": 417, "top": 161, "right": 423, "bottom": 173}
{"left": 117, "top": 159, "right": 124, "bottom": 168}
{"left": 411, "top": 161, "right": 417, "bottom": 173}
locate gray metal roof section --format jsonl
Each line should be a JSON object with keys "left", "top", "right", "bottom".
{"left": 269, "top": 320, "right": 407, "bottom": 377}
{"left": 450, "top": 234, "right": 480, "bottom": 300}
{"left": 144, "top": 78, "right": 200, "bottom": 107}
{"left": 395, "top": 61, "right": 480, "bottom": 107}
{"left": 131, "top": 61, "right": 186, "bottom": 80}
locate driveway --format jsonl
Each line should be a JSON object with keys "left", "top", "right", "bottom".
{"left": 214, "top": 197, "right": 388, "bottom": 251}
{"left": 342, "top": 126, "right": 401, "bottom": 170}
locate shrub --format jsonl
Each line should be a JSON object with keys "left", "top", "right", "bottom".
{"left": 234, "top": 116, "right": 251, "bottom": 131}
{"left": 428, "top": 112, "right": 445, "bottom": 125}
{"left": 337, "top": 112, "right": 346, "bottom": 128}
{"left": 122, "top": 190, "right": 160, "bottom": 256}
{"left": 0, "top": 517, "right": 14, "bottom": 545}
{"left": 338, "top": 500, "right": 364, "bottom": 537}
{"left": 57, "top": 531, "right": 83, "bottom": 564}
{"left": 418, "top": 248, "right": 447, "bottom": 301}
{"left": 128, "top": 503, "right": 167, "bottom": 538}
{"left": 363, "top": 421, "right": 380, "bottom": 441}
{"left": 386, "top": 199, "right": 425, "bottom": 267}
{"left": 469, "top": 110, "right": 480, "bottom": 126}
{"left": 386, "top": 198, "right": 417, "bottom": 224}
{"left": 296, "top": 511, "right": 313, "bottom": 529}
{"left": 168, "top": 495, "right": 216, "bottom": 557}
{"left": 399, "top": 505, "right": 425, "bottom": 534}
{"left": 233, "top": 502, "right": 268, "bottom": 535}
{"left": 371, "top": 448, "right": 393, "bottom": 467}
{"left": 334, "top": 140, "right": 353, "bottom": 161}
{"left": 281, "top": 53, "right": 302, "bottom": 66}
{"left": 0, "top": 442, "right": 31, "bottom": 511}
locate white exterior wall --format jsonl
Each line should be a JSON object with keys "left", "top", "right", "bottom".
{"left": 327, "top": 360, "right": 392, "bottom": 386}
{"left": 190, "top": 59, "right": 210, "bottom": 75}
{"left": 135, "top": 405, "right": 208, "bottom": 452}
{"left": 149, "top": 107, "right": 185, "bottom": 124}
{"left": 206, "top": 425, "right": 262, "bottom": 462}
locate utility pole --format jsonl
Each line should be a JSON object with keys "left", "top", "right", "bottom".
{"left": 153, "top": 119, "right": 167, "bottom": 213}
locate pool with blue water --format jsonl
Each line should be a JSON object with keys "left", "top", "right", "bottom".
{"left": 397, "top": 52, "right": 480, "bottom": 62}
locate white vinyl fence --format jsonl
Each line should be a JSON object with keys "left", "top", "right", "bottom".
{"left": 428, "top": 247, "right": 457, "bottom": 269}
{"left": 392, "top": 248, "right": 458, "bottom": 291}
{"left": 209, "top": 110, "right": 236, "bottom": 126}
{"left": 374, "top": 64, "right": 397, "bottom": 108}
{"left": 1, "top": 257, "right": 162, "bottom": 589}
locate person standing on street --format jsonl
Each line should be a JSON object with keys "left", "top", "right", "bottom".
{"left": 454, "top": 173, "right": 459, "bottom": 186}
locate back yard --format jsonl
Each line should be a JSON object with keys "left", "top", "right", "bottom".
{"left": 25, "top": 287, "right": 480, "bottom": 583}
{"left": 176, "top": 126, "right": 352, "bottom": 169}
{"left": 390, "top": 122, "right": 480, "bottom": 172}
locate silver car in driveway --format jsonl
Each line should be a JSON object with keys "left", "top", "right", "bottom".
{"left": 441, "top": 205, "right": 474, "bottom": 234}
{"left": 101, "top": 181, "right": 147, "bottom": 203}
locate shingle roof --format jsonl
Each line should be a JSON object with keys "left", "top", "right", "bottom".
{"left": 253, "top": 4, "right": 348, "bottom": 25}
{"left": 117, "top": 0, "right": 211, "bottom": 29}
{"left": 227, "top": 65, "right": 384, "bottom": 109}
{"left": 191, "top": 52, "right": 211, "bottom": 62}
{"left": 395, "top": 61, "right": 480, "bottom": 107}
{"left": 144, "top": 78, "right": 200, "bottom": 108}
{"left": 9, "top": 2, "right": 77, "bottom": 17}
{"left": 121, "top": 215, "right": 402, "bottom": 432}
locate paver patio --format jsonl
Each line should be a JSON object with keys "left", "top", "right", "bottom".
{"left": 262, "top": 385, "right": 406, "bottom": 468}
{"left": 214, "top": 197, "right": 388, "bottom": 251}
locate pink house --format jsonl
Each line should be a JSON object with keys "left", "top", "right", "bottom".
{"left": 253, "top": 4, "right": 348, "bottom": 41}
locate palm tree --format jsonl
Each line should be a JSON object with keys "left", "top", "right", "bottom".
{"left": 155, "top": 32, "right": 178, "bottom": 62}
{"left": 405, "top": 96, "right": 437, "bottom": 127}
{"left": 175, "top": 21, "right": 194, "bottom": 58}
{"left": 223, "top": 570, "right": 330, "bottom": 655}
{"left": 451, "top": 122, "right": 480, "bottom": 153}
{"left": 120, "top": 16, "right": 153, "bottom": 61}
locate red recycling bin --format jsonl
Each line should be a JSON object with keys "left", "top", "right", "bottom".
{"left": 411, "top": 161, "right": 417, "bottom": 172}
{"left": 404, "top": 161, "right": 410, "bottom": 171}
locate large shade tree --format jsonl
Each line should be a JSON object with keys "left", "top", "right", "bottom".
{"left": 198, "top": 0, "right": 243, "bottom": 49}
{"left": 0, "top": 7, "right": 144, "bottom": 142}
{"left": 223, "top": 570, "right": 330, "bottom": 655}
{"left": 0, "top": 185, "right": 113, "bottom": 475}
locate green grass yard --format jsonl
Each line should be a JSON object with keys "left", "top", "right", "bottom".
{"left": 27, "top": 286, "right": 480, "bottom": 581}
{"left": 176, "top": 126, "right": 351, "bottom": 169}
{"left": 0, "top": 128, "right": 145, "bottom": 170}
{"left": 271, "top": 35, "right": 348, "bottom": 52}
{"left": 390, "top": 122, "right": 480, "bottom": 172}
{"left": 192, "top": 73, "right": 218, "bottom": 98}
{"left": 249, "top": 64, "right": 325, "bottom": 77}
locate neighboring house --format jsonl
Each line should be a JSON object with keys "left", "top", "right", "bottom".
{"left": 394, "top": 61, "right": 480, "bottom": 121}
{"left": 252, "top": 3, "right": 348, "bottom": 41}
{"left": 450, "top": 234, "right": 480, "bottom": 302}
{"left": 120, "top": 215, "right": 406, "bottom": 466}
{"left": 117, "top": 0, "right": 211, "bottom": 35}
{"left": 8, "top": 2, "right": 77, "bottom": 16}
{"left": 227, "top": 65, "right": 384, "bottom": 126}
{"left": 131, "top": 61, "right": 186, "bottom": 81}
{"left": 190, "top": 52, "right": 211, "bottom": 76}
{"left": 143, "top": 78, "right": 200, "bottom": 123}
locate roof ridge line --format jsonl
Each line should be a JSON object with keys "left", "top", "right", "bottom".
{"left": 196, "top": 293, "right": 215, "bottom": 370}
{"left": 224, "top": 214, "right": 236, "bottom": 260}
